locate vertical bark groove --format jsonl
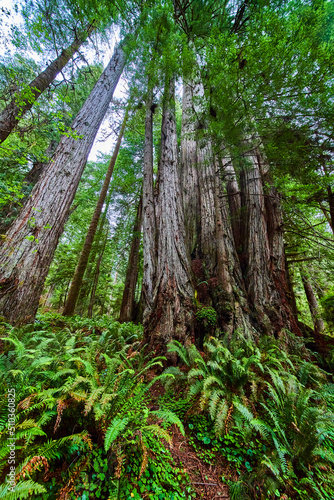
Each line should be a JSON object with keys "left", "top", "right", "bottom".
{"left": 143, "top": 79, "right": 194, "bottom": 352}
{"left": 142, "top": 91, "right": 156, "bottom": 319}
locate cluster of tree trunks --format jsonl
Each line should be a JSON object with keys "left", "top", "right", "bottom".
{"left": 0, "top": 51, "right": 325, "bottom": 352}
{"left": 141, "top": 78, "right": 301, "bottom": 352}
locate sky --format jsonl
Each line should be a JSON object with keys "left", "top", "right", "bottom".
{"left": 0, "top": 0, "right": 127, "bottom": 161}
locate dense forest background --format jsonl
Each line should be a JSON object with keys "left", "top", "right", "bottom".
{"left": 0, "top": 0, "right": 334, "bottom": 499}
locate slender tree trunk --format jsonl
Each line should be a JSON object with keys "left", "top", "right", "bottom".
{"left": 63, "top": 110, "right": 128, "bottom": 316}
{"left": 141, "top": 91, "right": 156, "bottom": 319}
{"left": 119, "top": 197, "right": 143, "bottom": 323}
{"left": 0, "top": 43, "right": 126, "bottom": 324}
{"left": 88, "top": 230, "right": 108, "bottom": 318}
{"left": 0, "top": 25, "right": 94, "bottom": 144}
{"left": 300, "top": 268, "right": 325, "bottom": 334}
{"left": 143, "top": 78, "right": 194, "bottom": 353}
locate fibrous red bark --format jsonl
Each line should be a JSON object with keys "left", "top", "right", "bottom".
{"left": 141, "top": 92, "right": 156, "bottom": 318}
{"left": 239, "top": 146, "right": 300, "bottom": 335}
{"left": 143, "top": 78, "right": 194, "bottom": 352}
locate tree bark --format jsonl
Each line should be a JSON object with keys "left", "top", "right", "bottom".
{"left": 180, "top": 81, "right": 201, "bottom": 258}
{"left": 0, "top": 25, "right": 94, "bottom": 144}
{"left": 88, "top": 229, "right": 108, "bottom": 318}
{"left": 0, "top": 43, "right": 126, "bottom": 324}
{"left": 239, "top": 146, "right": 300, "bottom": 335}
{"left": 141, "top": 91, "right": 156, "bottom": 319}
{"left": 63, "top": 109, "right": 128, "bottom": 316}
{"left": 143, "top": 78, "right": 194, "bottom": 352}
{"left": 300, "top": 268, "right": 325, "bottom": 334}
{"left": 220, "top": 158, "right": 242, "bottom": 251}
{"left": 179, "top": 79, "right": 254, "bottom": 340}
{"left": 119, "top": 196, "right": 143, "bottom": 323}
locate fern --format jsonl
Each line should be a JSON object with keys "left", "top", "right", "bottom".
{"left": 104, "top": 418, "right": 130, "bottom": 451}
{"left": 0, "top": 480, "right": 46, "bottom": 499}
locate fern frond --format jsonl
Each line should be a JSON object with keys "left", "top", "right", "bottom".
{"left": 104, "top": 417, "right": 129, "bottom": 451}
{"left": 151, "top": 410, "right": 185, "bottom": 435}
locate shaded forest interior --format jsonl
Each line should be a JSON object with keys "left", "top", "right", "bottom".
{"left": 0, "top": 0, "right": 334, "bottom": 499}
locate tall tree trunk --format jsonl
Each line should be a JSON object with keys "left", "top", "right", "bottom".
{"left": 143, "top": 78, "right": 194, "bottom": 353}
{"left": 180, "top": 79, "right": 252, "bottom": 340}
{"left": 300, "top": 268, "right": 325, "bottom": 334}
{"left": 119, "top": 196, "right": 143, "bottom": 323}
{"left": 239, "top": 146, "right": 300, "bottom": 335}
{"left": 0, "top": 43, "right": 126, "bottom": 324}
{"left": 0, "top": 25, "right": 94, "bottom": 144}
{"left": 88, "top": 230, "right": 108, "bottom": 318}
{"left": 141, "top": 91, "right": 156, "bottom": 319}
{"left": 259, "top": 157, "right": 300, "bottom": 332}
{"left": 63, "top": 109, "right": 128, "bottom": 316}
{"left": 180, "top": 81, "right": 201, "bottom": 258}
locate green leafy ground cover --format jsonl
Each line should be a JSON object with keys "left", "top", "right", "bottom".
{"left": 0, "top": 314, "right": 333, "bottom": 499}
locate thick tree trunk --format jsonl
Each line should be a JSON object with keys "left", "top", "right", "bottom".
{"left": 239, "top": 147, "right": 300, "bottom": 335}
{"left": 0, "top": 44, "right": 125, "bottom": 324}
{"left": 260, "top": 158, "right": 300, "bottom": 331}
{"left": 180, "top": 82, "right": 201, "bottom": 258}
{"left": 141, "top": 92, "right": 156, "bottom": 318}
{"left": 63, "top": 110, "right": 128, "bottom": 316}
{"left": 180, "top": 79, "right": 252, "bottom": 339}
{"left": 143, "top": 79, "right": 194, "bottom": 352}
{"left": 0, "top": 26, "right": 94, "bottom": 144}
{"left": 300, "top": 268, "right": 325, "bottom": 334}
{"left": 119, "top": 197, "right": 143, "bottom": 323}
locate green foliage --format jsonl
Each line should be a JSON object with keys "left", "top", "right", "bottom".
{"left": 321, "top": 293, "right": 334, "bottom": 329}
{"left": 166, "top": 334, "right": 334, "bottom": 499}
{"left": 0, "top": 314, "right": 187, "bottom": 499}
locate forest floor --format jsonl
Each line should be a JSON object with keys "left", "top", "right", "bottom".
{"left": 169, "top": 426, "right": 230, "bottom": 500}
{"left": 148, "top": 379, "right": 230, "bottom": 499}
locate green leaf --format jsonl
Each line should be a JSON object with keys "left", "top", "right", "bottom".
{"left": 104, "top": 417, "right": 129, "bottom": 451}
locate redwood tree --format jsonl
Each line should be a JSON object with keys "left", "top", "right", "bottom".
{"left": 143, "top": 79, "right": 194, "bottom": 352}
{"left": 0, "top": 43, "right": 126, "bottom": 324}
